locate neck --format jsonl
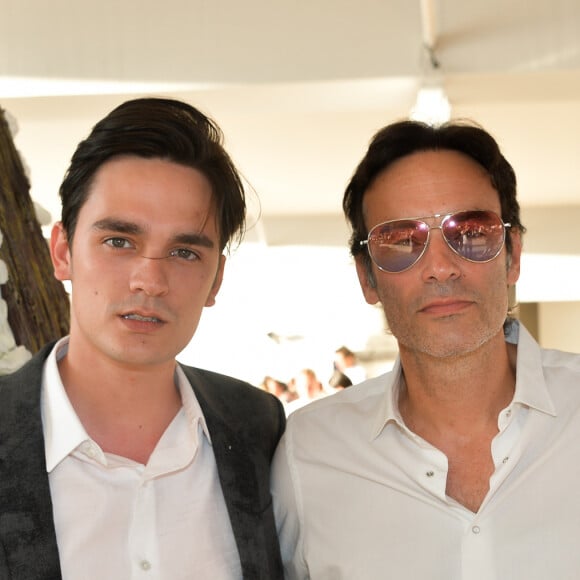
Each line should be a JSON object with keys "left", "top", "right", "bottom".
{"left": 398, "top": 334, "right": 517, "bottom": 436}
{"left": 57, "top": 348, "right": 182, "bottom": 464}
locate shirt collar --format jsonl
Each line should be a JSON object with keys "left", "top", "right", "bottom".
{"left": 41, "top": 336, "right": 211, "bottom": 473}
{"left": 370, "top": 321, "right": 556, "bottom": 440}
{"left": 174, "top": 364, "right": 211, "bottom": 443}
{"left": 42, "top": 337, "right": 87, "bottom": 472}
{"left": 371, "top": 357, "right": 404, "bottom": 440}
{"left": 511, "top": 322, "right": 556, "bottom": 416}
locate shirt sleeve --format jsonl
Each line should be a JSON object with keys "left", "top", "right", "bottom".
{"left": 271, "top": 430, "right": 309, "bottom": 579}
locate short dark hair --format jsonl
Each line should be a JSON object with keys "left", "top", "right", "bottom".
{"left": 343, "top": 119, "right": 525, "bottom": 270}
{"left": 59, "top": 97, "right": 245, "bottom": 251}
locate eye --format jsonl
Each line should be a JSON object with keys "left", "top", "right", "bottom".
{"left": 104, "top": 237, "right": 133, "bottom": 249}
{"left": 391, "top": 232, "right": 416, "bottom": 247}
{"left": 168, "top": 248, "right": 200, "bottom": 261}
{"left": 378, "top": 228, "right": 420, "bottom": 249}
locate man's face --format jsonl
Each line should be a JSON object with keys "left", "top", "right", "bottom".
{"left": 356, "top": 149, "right": 522, "bottom": 360}
{"left": 51, "top": 155, "right": 225, "bottom": 371}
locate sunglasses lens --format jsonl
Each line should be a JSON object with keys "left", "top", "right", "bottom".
{"left": 368, "top": 220, "right": 429, "bottom": 272}
{"left": 442, "top": 211, "right": 506, "bottom": 262}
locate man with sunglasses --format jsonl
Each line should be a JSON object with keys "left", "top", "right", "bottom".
{"left": 271, "top": 120, "right": 580, "bottom": 579}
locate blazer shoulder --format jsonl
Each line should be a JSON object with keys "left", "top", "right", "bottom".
{"left": 181, "top": 364, "right": 279, "bottom": 408}
{"left": 180, "top": 364, "right": 285, "bottom": 443}
{"left": 0, "top": 342, "right": 54, "bottom": 401}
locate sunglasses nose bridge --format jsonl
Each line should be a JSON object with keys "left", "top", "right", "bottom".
{"left": 422, "top": 223, "right": 457, "bottom": 257}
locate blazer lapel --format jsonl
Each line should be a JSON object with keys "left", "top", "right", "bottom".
{"left": 0, "top": 344, "right": 62, "bottom": 579}
{"left": 183, "top": 366, "right": 284, "bottom": 580}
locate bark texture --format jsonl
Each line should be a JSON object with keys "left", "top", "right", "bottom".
{"left": 0, "top": 107, "right": 70, "bottom": 353}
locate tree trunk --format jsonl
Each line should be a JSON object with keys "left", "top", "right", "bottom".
{"left": 0, "top": 106, "right": 70, "bottom": 354}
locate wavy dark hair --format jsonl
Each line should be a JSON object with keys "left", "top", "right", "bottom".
{"left": 59, "top": 97, "right": 245, "bottom": 251}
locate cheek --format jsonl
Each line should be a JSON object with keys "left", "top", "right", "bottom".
{"left": 375, "top": 280, "right": 411, "bottom": 319}
{"left": 73, "top": 261, "right": 121, "bottom": 299}
{"left": 175, "top": 271, "right": 215, "bottom": 301}
{"left": 466, "top": 262, "right": 510, "bottom": 315}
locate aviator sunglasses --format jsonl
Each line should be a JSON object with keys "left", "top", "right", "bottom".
{"left": 360, "top": 210, "right": 511, "bottom": 273}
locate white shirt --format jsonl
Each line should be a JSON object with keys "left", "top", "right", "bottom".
{"left": 271, "top": 323, "right": 580, "bottom": 579}
{"left": 42, "top": 338, "right": 241, "bottom": 580}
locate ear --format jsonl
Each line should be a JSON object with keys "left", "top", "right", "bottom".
{"left": 205, "top": 254, "right": 226, "bottom": 307}
{"left": 355, "top": 255, "right": 380, "bottom": 305}
{"left": 507, "top": 230, "right": 522, "bottom": 286}
{"left": 50, "top": 222, "right": 72, "bottom": 281}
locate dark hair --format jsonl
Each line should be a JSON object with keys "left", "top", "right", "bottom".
{"left": 59, "top": 97, "right": 245, "bottom": 251}
{"left": 335, "top": 345, "right": 355, "bottom": 359}
{"left": 329, "top": 369, "right": 353, "bottom": 389}
{"left": 343, "top": 119, "right": 525, "bottom": 271}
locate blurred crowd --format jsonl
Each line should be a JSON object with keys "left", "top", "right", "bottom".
{"left": 258, "top": 346, "right": 367, "bottom": 415}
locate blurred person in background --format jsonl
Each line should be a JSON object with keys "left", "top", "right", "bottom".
{"left": 284, "top": 368, "right": 326, "bottom": 415}
{"left": 261, "top": 375, "right": 296, "bottom": 405}
{"left": 333, "top": 345, "right": 366, "bottom": 385}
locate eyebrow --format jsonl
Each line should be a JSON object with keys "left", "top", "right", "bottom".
{"left": 92, "top": 218, "right": 216, "bottom": 249}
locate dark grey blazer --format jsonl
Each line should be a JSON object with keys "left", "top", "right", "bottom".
{"left": 0, "top": 343, "right": 285, "bottom": 579}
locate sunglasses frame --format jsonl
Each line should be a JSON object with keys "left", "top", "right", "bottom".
{"left": 359, "top": 210, "right": 511, "bottom": 273}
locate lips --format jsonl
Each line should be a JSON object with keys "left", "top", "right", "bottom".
{"left": 120, "top": 307, "right": 167, "bottom": 324}
{"left": 123, "top": 313, "right": 162, "bottom": 323}
{"left": 419, "top": 299, "right": 472, "bottom": 315}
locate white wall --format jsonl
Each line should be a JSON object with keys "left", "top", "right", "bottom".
{"left": 538, "top": 302, "right": 580, "bottom": 353}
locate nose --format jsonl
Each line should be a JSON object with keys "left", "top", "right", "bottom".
{"left": 420, "top": 228, "right": 461, "bottom": 283}
{"left": 129, "top": 255, "right": 170, "bottom": 297}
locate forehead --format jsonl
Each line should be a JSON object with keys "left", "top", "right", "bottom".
{"left": 79, "top": 155, "right": 218, "bottom": 235}
{"left": 87, "top": 155, "right": 212, "bottom": 198}
{"left": 364, "top": 149, "right": 500, "bottom": 221}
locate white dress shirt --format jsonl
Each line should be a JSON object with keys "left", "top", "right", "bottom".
{"left": 42, "top": 337, "right": 241, "bottom": 580}
{"left": 272, "top": 323, "right": 580, "bottom": 579}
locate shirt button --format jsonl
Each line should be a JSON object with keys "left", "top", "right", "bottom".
{"left": 140, "top": 560, "right": 152, "bottom": 571}
{"left": 472, "top": 525, "right": 481, "bottom": 534}
{"left": 426, "top": 470, "right": 435, "bottom": 478}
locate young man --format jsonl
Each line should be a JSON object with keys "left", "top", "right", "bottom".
{"left": 0, "top": 98, "right": 285, "bottom": 579}
{"left": 272, "top": 120, "right": 580, "bottom": 579}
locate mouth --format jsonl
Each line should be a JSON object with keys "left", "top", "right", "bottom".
{"left": 419, "top": 300, "right": 472, "bottom": 316}
{"left": 121, "top": 312, "right": 164, "bottom": 324}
